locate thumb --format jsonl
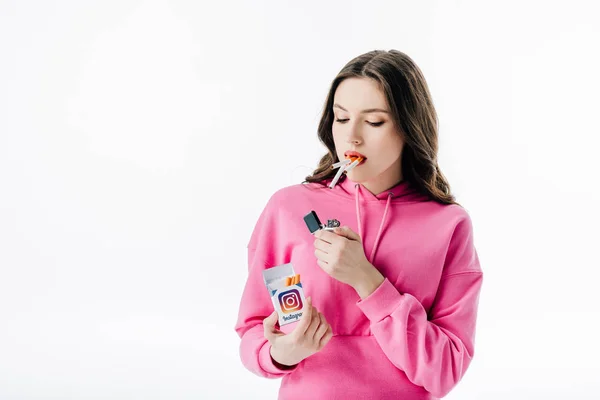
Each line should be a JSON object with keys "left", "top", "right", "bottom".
{"left": 334, "top": 226, "right": 361, "bottom": 242}
{"left": 263, "top": 310, "right": 279, "bottom": 339}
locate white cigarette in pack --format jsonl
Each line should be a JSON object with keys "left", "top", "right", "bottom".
{"left": 262, "top": 263, "right": 306, "bottom": 326}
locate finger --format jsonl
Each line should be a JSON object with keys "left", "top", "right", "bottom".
{"left": 263, "top": 310, "right": 278, "bottom": 330}
{"left": 313, "top": 313, "right": 329, "bottom": 342}
{"left": 305, "top": 310, "right": 323, "bottom": 339}
{"left": 316, "top": 259, "right": 329, "bottom": 270}
{"left": 295, "top": 296, "right": 313, "bottom": 336}
{"left": 319, "top": 325, "right": 333, "bottom": 348}
{"left": 334, "top": 226, "right": 361, "bottom": 242}
{"left": 263, "top": 311, "right": 279, "bottom": 339}
{"left": 313, "top": 237, "right": 332, "bottom": 253}
{"left": 314, "top": 247, "right": 331, "bottom": 263}
{"left": 315, "top": 229, "right": 341, "bottom": 245}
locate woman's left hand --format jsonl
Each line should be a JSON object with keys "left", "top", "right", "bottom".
{"left": 313, "top": 226, "right": 384, "bottom": 297}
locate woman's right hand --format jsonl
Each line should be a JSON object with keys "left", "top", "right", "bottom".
{"left": 263, "top": 296, "right": 333, "bottom": 368}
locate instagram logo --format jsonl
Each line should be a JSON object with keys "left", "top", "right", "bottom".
{"left": 278, "top": 289, "right": 303, "bottom": 314}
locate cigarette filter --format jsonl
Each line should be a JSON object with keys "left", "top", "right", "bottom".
{"left": 262, "top": 263, "right": 306, "bottom": 326}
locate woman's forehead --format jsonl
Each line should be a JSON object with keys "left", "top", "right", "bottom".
{"left": 334, "top": 78, "right": 388, "bottom": 111}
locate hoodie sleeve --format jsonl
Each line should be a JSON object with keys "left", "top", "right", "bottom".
{"left": 233, "top": 193, "right": 299, "bottom": 378}
{"left": 355, "top": 211, "right": 483, "bottom": 398}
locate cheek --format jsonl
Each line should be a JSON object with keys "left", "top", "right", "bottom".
{"left": 331, "top": 126, "right": 345, "bottom": 149}
{"left": 331, "top": 124, "right": 343, "bottom": 139}
{"left": 387, "top": 132, "right": 404, "bottom": 155}
{"left": 372, "top": 130, "right": 403, "bottom": 163}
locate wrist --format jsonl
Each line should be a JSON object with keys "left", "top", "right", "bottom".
{"left": 269, "top": 346, "right": 297, "bottom": 370}
{"left": 355, "top": 267, "right": 385, "bottom": 300}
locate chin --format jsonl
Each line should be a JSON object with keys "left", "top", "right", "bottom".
{"left": 346, "top": 170, "right": 371, "bottom": 183}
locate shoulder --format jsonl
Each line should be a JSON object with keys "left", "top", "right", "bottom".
{"left": 436, "top": 203, "right": 479, "bottom": 256}
{"left": 266, "top": 181, "right": 329, "bottom": 207}
{"left": 445, "top": 203, "right": 474, "bottom": 225}
{"left": 416, "top": 201, "right": 477, "bottom": 245}
{"left": 444, "top": 203, "right": 477, "bottom": 241}
{"left": 425, "top": 200, "right": 474, "bottom": 226}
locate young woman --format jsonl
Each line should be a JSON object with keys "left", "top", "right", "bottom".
{"left": 234, "top": 49, "right": 483, "bottom": 400}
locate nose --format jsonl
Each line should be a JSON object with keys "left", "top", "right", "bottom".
{"left": 346, "top": 123, "right": 363, "bottom": 145}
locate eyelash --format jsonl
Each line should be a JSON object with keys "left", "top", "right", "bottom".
{"left": 335, "top": 118, "right": 384, "bottom": 127}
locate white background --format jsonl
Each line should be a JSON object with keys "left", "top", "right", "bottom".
{"left": 1, "top": 0, "right": 599, "bottom": 399}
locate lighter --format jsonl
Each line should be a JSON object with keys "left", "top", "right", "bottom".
{"left": 303, "top": 210, "right": 340, "bottom": 234}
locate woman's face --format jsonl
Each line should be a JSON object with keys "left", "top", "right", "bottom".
{"left": 331, "top": 77, "right": 405, "bottom": 195}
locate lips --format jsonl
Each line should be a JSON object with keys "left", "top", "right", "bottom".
{"left": 329, "top": 151, "right": 366, "bottom": 188}
{"left": 344, "top": 151, "right": 367, "bottom": 165}
{"left": 345, "top": 151, "right": 366, "bottom": 159}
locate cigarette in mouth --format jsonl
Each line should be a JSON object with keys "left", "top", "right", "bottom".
{"left": 332, "top": 159, "right": 352, "bottom": 169}
{"left": 329, "top": 162, "right": 348, "bottom": 188}
{"left": 329, "top": 156, "right": 363, "bottom": 189}
{"left": 343, "top": 157, "right": 362, "bottom": 173}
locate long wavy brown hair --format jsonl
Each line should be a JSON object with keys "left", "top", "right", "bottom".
{"left": 304, "top": 49, "right": 458, "bottom": 206}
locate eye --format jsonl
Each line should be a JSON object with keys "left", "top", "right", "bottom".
{"left": 334, "top": 118, "right": 385, "bottom": 127}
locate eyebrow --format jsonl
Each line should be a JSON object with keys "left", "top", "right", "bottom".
{"left": 333, "top": 103, "right": 390, "bottom": 114}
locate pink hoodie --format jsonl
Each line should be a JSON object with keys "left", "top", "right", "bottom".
{"left": 234, "top": 175, "right": 483, "bottom": 399}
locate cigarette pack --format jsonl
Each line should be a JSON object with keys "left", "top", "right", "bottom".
{"left": 262, "top": 263, "right": 306, "bottom": 326}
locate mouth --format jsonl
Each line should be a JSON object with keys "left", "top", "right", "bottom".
{"left": 344, "top": 151, "right": 367, "bottom": 166}
{"left": 329, "top": 152, "right": 366, "bottom": 189}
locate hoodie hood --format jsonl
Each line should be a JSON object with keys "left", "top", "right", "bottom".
{"left": 326, "top": 174, "right": 430, "bottom": 204}
{"left": 320, "top": 175, "right": 431, "bottom": 263}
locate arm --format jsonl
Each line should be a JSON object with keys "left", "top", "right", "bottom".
{"left": 355, "top": 213, "right": 483, "bottom": 398}
{"left": 233, "top": 194, "right": 298, "bottom": 378}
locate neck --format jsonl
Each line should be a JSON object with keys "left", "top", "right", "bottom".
{"left": 359, "top": 178, "right": 402, "bottom": 196}
{"left": 358, "top": 166, "right": 403, "bottom": 196}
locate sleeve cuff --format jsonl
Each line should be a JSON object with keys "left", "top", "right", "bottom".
{"left": 258, "top": 340, "right": 298, "bottom": 375}
{"left": 356, "top": 277, "right": 404, "bottom": 323}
